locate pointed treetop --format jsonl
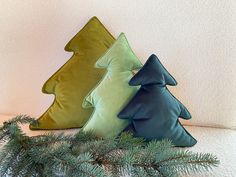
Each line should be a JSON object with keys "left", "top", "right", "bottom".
{"left": 95, "top": 33, "right": 143, "bottom": 71}
{"left": 64, "top": 16, "right": 114, "bottom": 52}
{"left": 129, "top": 54, "right": 177, "bottom": 87}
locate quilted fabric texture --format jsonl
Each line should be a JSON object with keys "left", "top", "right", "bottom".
{"left": 29, "top": 16, "right": 115, "bottom": 130}
{"left": 82, "top": 33, "right": 143, "bottom": 138}
{"left": 118, "top": 54, "right": 197, "bottom": 147}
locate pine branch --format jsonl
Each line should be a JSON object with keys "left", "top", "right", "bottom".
{"left": 0, "top": 115, "right": 219, "bottom": 177}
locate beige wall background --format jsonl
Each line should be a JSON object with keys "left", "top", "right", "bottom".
{"left": 0, "top": 0, "right": 235, "bottom": 129}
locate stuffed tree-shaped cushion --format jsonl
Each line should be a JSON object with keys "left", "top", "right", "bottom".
{"left": 82, "top": 33, "right": 143, "bottom": 138}
{"left": 118, "top": 54, "right": 197, "bottom": 147}
{"left": 30, "top": 17, "right": 115, "bottom": 130}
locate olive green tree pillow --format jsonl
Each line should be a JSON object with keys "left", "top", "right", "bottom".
{"left": 82, "top": 33, "right": 143, "bottom": 138}
{"left": 30, "top": 17, "right": 115, "bottom": 130}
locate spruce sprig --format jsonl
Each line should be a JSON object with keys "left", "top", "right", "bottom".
{"left": 0, "top": 115, "right": 219, "bottom": 177}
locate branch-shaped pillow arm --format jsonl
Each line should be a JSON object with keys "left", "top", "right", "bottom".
{"left": 177, "top": 100, "right": 192, "bottom": 120}
{"left": 118, "top": 99, "right": 140, "bottom": 120}
{"left": 172, "top": 121, "right": 197, "bottom": 147}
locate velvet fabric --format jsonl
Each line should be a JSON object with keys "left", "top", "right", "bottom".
{"left": 118, "top": 54, "right": 197, "bottom": 147}
{"left": 82, "top": 33, "right": 143, "bottom": 138}
{"left": 30, "top": 16, "right": 115, "bottom": 130}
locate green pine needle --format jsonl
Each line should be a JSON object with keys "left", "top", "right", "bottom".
{"left": 0, "top": 115, "right": 219, "bottom": 177}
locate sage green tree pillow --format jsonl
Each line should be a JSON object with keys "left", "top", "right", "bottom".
{"left": 82, "top": 33, "right": 143, "bottom": 138}
{"left": 29, "top": 17, "right": 115, "bottom": 130}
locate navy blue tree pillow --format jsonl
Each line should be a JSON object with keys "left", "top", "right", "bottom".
{"left": 118, "top": 54, "right": 197, "bottom": 147}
